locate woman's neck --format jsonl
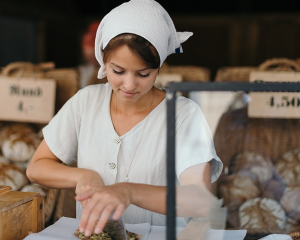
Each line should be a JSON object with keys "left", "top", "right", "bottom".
{"left": 112, "top": 88, "right": 156, "bottom": 116}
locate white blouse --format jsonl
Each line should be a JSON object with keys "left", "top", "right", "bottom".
{"left": 43, "top": 83, "right": 223, "bottom": 226}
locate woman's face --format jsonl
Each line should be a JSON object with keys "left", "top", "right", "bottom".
{"left": 105, "top": 44, "right": 159, "bottom": 105}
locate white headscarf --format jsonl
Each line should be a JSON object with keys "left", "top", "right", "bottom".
{"left": 95, "top": 0, "right": 193, "bottom": 79}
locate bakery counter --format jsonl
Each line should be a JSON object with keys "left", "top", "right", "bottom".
{"left": 23, "top": 216, "right": 248, "bottom": 240}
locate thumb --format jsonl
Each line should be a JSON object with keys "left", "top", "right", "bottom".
{"left": 75, "top": 188, "right": 94, "bottom": 201}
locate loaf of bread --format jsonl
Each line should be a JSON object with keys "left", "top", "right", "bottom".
{"left": 0, "top": 163, "right": 28, "bottom": 190}
{"left": 0, "top": 154, "right": 11, "bottom": 164}
{"left": 21, "top": 183, "right": 47, "bottom": 197}
{"left": 231, "top": 152, "right": 273, "bottom": 187}
{"left": 261, "top": 177, "right": 286, "bottom": 202}
{"left": 280, "top": 186, "right": 300, "bottom": 222}
{"left": 219, "top": 174, "right": 260, "bottom": 211}
{"left": 275, "top": 149, "right": 300, "bottom": 186}
{"left": 0, "top": 123, "right": 41, "bottom": 169}
{"left": 239, "top": 197, "right": 286, "bottom": 231}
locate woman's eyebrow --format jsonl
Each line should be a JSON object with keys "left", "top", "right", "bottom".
{"left": 110, "top": 62, "right": 124, "bottom": 69}
{"left": 110, "top": 62, "right": 150, "bottom": 71}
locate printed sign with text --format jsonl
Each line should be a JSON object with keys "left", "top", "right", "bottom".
{"left": 0, "top": 76, "right": 56, "bottom": 123}
{"left": 248, "top": 71, "right": 300, "bottom": 119}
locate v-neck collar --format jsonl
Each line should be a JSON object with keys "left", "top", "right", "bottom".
{"left": 106, "top": 85, "right": 166, "bottom": 138}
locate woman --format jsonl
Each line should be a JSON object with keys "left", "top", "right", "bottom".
{"left": 26, "top": 0, "right": 223, "bottom": 237}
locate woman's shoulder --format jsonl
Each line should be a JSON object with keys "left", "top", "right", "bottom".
{"left": 77, "top": 83, "right": 111, "bottom": 99}
{"left": 176, "top": 95, "right": 200, "bottom": 112}
{"left": 158, "top": 87, "right": 198, "bottom": 110}
{"left": 79, "top": 82, "right": 111, "bottom": 94}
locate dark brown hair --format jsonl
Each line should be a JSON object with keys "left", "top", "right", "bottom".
{"left": 102, "top": 33, "right": 160, "bottom": 69}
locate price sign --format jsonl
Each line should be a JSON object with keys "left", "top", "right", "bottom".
{"left": 248, "top": 71, "right": 300, "bottom": 119}
{"left": 0, "top": 76, "right": 56, "bottom": 123}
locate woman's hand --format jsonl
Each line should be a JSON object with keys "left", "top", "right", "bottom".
{"left": 75, "top": 182, "right": 132, "bottom": 237}
{"left": 75, "top": 170, "right": 105, "bottom": 208}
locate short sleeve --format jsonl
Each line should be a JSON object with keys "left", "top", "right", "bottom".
{"left": 175, "top": 99, "right": 223, "bottom": 183}
{"left": 42, "top": 90, "right": 82, "bottom": 165}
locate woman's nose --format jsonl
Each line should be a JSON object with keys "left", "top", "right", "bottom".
{"left": 123, "top": 74, "right": 137, "bottom": 92}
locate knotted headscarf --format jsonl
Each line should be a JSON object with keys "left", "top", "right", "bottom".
{"left": 95, "top": 0, "right": 193, "bottom": 79}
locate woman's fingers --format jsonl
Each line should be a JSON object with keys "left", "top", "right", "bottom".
{"left": 80, "top": 198, "right": 90, "bottom": 208}
{"left": 78, "top": 184, "right": 130, "bottom": 237}
{"left": 112, "top": 204, "right": 126, "bottom": 220}
{"left": 94, "top": 205, "right": 115, "bottom": 234}
{"left": 79, "top": 193, "right": 106, "bottom": 235}
{"left": 75, "top": 188, "right": 95, "bottom": 201}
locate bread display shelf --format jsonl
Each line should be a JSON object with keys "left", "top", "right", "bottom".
{"left": 0, "top": 185, "right": 44, "bottom": 240}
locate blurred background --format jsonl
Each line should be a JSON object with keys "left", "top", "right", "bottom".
{"left": 1, "top": 0, "right": 300, "bottom": 79}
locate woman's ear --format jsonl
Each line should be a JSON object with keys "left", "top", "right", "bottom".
{"left": 154, "top": 68, "right": 161, "bottom": 89}
{"left": 157, "top": 67, "right": 160, "bottom": 74}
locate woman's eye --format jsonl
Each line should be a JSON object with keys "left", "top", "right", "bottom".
{"left": 138, "top": 73, "right": 150, "bottom": 78}
{"left": 113, "top": 69, "right": 123, "bottom": 75}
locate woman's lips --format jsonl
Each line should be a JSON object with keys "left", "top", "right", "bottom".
{"left": 120, "top": 90, "right": 137, "bottom": 97}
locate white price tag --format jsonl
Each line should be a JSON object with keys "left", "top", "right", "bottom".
{"left": 248, "top": 71, "right": 300, "bottom": 119}
{"left": 0, "top": 76, "right": 56, "bottom": 123}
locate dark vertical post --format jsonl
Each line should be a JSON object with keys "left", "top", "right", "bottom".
{"left": 166, "top": 90, "right": 176, "bottom": 240}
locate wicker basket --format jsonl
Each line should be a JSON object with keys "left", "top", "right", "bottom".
{"left": 214, "top": 66, "right": 258, "bottom": 82}
{"left": 213, "top": 106, "right": 300, "bottom": 234}
{"left": 258, "top": 58, "right": 300, "bottom": 72}
{"left": 214, "top": 57, "right": 300, "bottom": 82}
{"left": 0, "top": 61, "right": 79, "bottom": 225}
{"left": 213, "top": 58, "right": 300, "bottom": 236}
{"left": 160, "top": 62, "right": 210, "bottom": 82}
{"left": 43, "top": 68, "right": 79, "bottom": 112}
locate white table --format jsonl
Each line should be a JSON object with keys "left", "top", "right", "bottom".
{"left": 23, "top": 217, "right": 248, "bottom": 240}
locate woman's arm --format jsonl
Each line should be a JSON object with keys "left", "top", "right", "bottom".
{"left": 77, "top": 162, "right": 211, "bottom": 237}
{"left": 26, "top": 139, "right": 104, "bottom": 190}
{"left": 129, "top": 161, "right": 211, "bottom": 217}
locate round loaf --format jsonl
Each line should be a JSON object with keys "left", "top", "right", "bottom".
{"left": 280, "top": 187, "right": 300, "bottom": 222}
{"left": 262, "top": 177, "right": 286, "bottom": 202}
{"left": 0, "top": 163, "right": 28, "bottom": 190}
{"left": 0, "top": 154, "right": 11, "bottom": 164}
{"left": 0, "top": 123, "right": 35, "bottom": 148}
{"left": 219, "top": 174, "right": 260, "bottom": 211}
{"left": 239, "top": 197, "right": 286, "bottom": 231}
{"left": 21, "top": 183, "right": 47, "bottom": 197}
{"left": 275, "top": 149, "right": 300, "bottom": 186}
{"left": 0, "top": 124, "right": 41, "bottom": 163}
{"left": 231, "top": 152, "right": 274, "bottom": 186}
